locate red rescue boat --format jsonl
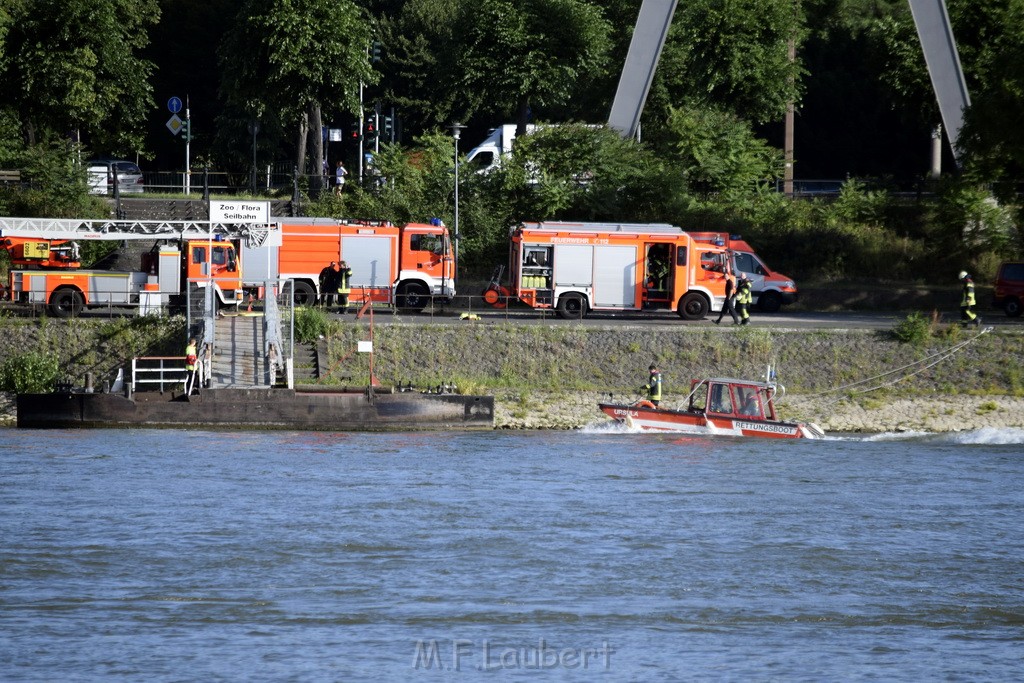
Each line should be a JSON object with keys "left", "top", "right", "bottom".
{"left": 598, "top": 375, "right": 825, "bottom": 439}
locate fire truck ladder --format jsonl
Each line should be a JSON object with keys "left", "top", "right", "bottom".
{"left": 0, "top": 217, "right": 278, "bottom": 246}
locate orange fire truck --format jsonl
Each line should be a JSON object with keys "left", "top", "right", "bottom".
{"left": 494, "top": 221, "right": 729, "bottom": 319}
{"left": 0, "top": 218, "right": 253, "bottom": 317}
{"left": 240, "top": 217, "right": 455, "bottom": 311}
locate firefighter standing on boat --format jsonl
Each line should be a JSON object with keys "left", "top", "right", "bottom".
{"left": 641, "top": 363, "right": 663, "bottom": 407}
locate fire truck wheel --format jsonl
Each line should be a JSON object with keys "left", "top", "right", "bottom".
{"left": 677, "top": 292, "right": 709, "bottom": 321}
{"left": 397, "top": 282, "right": 429, "bottom": 312}
{"left": 50, "top": 288, "right": 84, "bottom": 318}
{"left": 556, "top": 293, "right": 586, "bottom": 320}
{"left": 758, "top": 290, "right": 782, "bottom": 313}
{"left": 292, "top": 281, "right": 316, "bottom": 306}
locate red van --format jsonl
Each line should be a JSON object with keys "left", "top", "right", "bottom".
{"left": 993, "top": 261, "right": 1024, "bottom": 317}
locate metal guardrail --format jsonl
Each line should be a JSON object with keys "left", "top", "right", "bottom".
{"left": 131, "top": 356, "right": 190, "bottom": 393}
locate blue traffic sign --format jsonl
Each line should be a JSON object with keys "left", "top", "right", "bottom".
{"left": 167, "top": 97, "right": 182, "bottom": 114}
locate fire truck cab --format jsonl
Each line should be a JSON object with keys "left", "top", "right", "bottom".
{"left": 689, "top": 232, "right": 798, "bottom": 312}
{"left": 509, "top": 221, "right": 729, "bottom": 319}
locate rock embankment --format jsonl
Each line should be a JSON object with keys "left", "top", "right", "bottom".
{"left": 1, "top": 316, "right": 1022, "bottom": 433}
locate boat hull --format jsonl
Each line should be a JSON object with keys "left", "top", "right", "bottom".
{"left": 17, "top": 388, "right": 494, "bottom": 431}
{"left": 599, "top": 403, "right": 823, "bottom": 439}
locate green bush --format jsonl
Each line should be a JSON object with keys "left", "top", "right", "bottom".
{"left": 293, "top": 306, "right": 329, "bottom": 342}
{"left": 0, "top": 351, "right": 61, "bottom": 394}
{"left": 892, "top": 312, "right": 931, "bottom": 346}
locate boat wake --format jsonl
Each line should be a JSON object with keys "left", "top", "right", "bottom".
{"left": 844, "top": 427, "right": 1024, "bottom": 445}
{"left": 581, "top": 420, "right": 643, "bottom": 434}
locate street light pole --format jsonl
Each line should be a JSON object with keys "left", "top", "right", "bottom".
{"left": 449, "top": 123, "right": 465, "bottom": 291}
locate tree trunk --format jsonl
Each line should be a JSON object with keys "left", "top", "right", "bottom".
{"left": 308, "top": 102, "right": 325, "bottom": 198}
{"left": 295, "top": 115, "right": 308, "bottom": 186}
{"left": 515, "top": 96, "right": 530, "bottom": 139}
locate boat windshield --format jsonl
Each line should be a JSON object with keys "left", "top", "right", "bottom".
{"left": 708, "top": 383, "right": 733, "bottom": 414}
{"left": 734, "top": 385, "right": 763, "bottom": 418}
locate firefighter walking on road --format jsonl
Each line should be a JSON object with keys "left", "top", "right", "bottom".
{"left": 736, "top": 274, "right": 753, "bottom": 325}
{"left": 959, "top": 270, "right": 980, "bottom": 326}
{"left": 715, "top": 271, "right": 740, "bottom": 325}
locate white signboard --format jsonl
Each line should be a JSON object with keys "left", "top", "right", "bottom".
{"left": 211, "top": 201, "right": 270, "bottom": 223}
{"left": 357, "top": 341, "right": 373, "bottom": 354}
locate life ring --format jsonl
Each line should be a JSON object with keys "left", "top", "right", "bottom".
{"left": 483, "top": 286, "right": 510, "bottom": 309}
{"left": 635, "top": 400, "right": 657, "bottom": 409}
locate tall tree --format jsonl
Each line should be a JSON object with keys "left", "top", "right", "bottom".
{"left": 456, "top": 0, "right": 613, "bottom": 135}
{"left": 219, "top": 0, "right": 376, "bottom": 190}
{"left": 0, "top": 0, "right": 159, "bottom": 153}
{"left": 651, "top": 0, "right": 805, "bottom": 126}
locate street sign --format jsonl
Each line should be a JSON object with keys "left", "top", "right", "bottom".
{"left": 166, "top": 114, "right": 183, "bottom": 136}
{"left": 211, "top": 200, "right": 271, "bottom": 224}
{"left": 168, "top": 96, "right": 182, "bottom": 114}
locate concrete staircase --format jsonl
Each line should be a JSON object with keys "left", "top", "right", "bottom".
{"left": 210, "top": 315, "right": 276, "bottom": 388}
{"left": 292, "top": 341, "right": 323, "bottom": 384}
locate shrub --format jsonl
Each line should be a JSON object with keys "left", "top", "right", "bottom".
{"left": 892, "top": 312, "right": 931, "bottom": 346}
{"left": 0, "top": 351, "right": 61, "bottom": 394}
{"left": 293, "top": 306, "right": 329, "bottom": 342}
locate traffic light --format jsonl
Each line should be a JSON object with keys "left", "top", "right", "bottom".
{"left": 364, "top": 120, "right": 378, "bottom": 143}
{"left": 382, "top": 115, "right": 393, "bottom": 140}
{"left": 349, "top": 121, "right": 361, "bottom": 141}
{"left": 371, "top": 41, "right": 382, "bottom": 63}
{"left": 184, "top": 119, "right": 192, "bottom": 143}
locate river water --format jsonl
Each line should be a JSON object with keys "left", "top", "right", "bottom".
{"left": 1, "top": 425, "right": 1022, "bottom": 680}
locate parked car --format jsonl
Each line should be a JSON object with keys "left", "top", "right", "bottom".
{"left": 992, "top": 261, "right": 1024, "bottom": 317}
{"left": 87, "top": 160, "right": 144, "bottom": 195}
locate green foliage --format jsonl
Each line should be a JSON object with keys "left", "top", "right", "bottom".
{"left": 293, "top": 306, "right": 329, "bottom": 342}
{"left": 0, "top": 351, "right": 60, "bottom": 394}
{"left": 0, "top": 0, "right": 159, "bottom": 152}
{"left": 651, "top": 0, "right": 805, "bottom": 126}
{"left": 0, "top": 142, "right": 110, "bottom": 218}
{"left": 219, "top": 0, "right": 375, "bottom": 121}
{"left": 661, "top": 105, "right": 784, "bottom": 198}
{"left": 455, "top": 0, "right": 612, "bottom": 125}
{"left": 892, "top": 312, "right": 931, "bottom": 346}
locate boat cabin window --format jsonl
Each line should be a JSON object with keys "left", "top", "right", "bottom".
{"left": 708, "top": 384, "right": 733, "bottom": 414}
{"left": 734, "top": 386, "right": 763, "bottom": 418}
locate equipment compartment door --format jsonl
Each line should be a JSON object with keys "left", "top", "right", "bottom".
{"left": 340, "top": 236, "right": 394, "bottom": 289}
{"left": 593, "top": 245, "right": 636, "bottom": 308}
{"left": 553, "top": 245, "right": 593, "bottom": 287}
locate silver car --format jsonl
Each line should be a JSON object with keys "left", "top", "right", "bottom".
{"left": 87, "top": 160, "right": 145, "bottom": 195}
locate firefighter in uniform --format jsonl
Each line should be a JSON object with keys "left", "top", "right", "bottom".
{"left": 336, "top": 260, "right": 353, "bottom": 314}
{"left": 184, "top": 337, "right": 198, "bottom": 395}
{"left": 640, "top": 363, "right": 663, "bottom": 408}
{"left": 959, "top": 270, "right": 980, "bottom": 326}
{"left": 318, "top": 261, "right": 336, "bottom": 306}
{"left": 736, "top": 274, "right": 753, "bottom": 325}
